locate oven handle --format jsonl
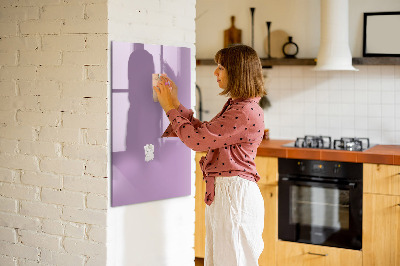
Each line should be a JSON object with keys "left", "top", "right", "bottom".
{"left": 280, "top": 177, "right": 357, "bottom": 189}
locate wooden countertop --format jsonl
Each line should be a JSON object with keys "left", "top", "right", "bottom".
{"left": 256, "top": 139, "right": 400, "bottom": 165}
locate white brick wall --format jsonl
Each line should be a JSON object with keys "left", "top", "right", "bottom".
{"left": 0, "top": 0, "right": 108, "bottom": 265}
{"left": 1, "top": 0, "right": 198, "bottom": 264}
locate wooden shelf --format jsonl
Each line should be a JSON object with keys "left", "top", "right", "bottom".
{"left": 352, "top": 57, "right": 400, "bottom": 65}
{"left": 196, "top": 57, "right": 400, "bottom": 67}
{"left": 260, "top": 58, "right": 316, "bottom": 66}
{"left": 195, "top": 58, "right": 315, "bottom": 69}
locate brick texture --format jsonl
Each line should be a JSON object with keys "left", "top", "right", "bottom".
{"left": 0, "top": 1, "right": 108, "bottom": 265}
{"left": 0, "top": 0, "right": 197, "bottom": 264}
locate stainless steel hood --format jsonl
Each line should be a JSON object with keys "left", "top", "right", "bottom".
{"left": 314, "top": 0, "right": 358, "bottom": 71}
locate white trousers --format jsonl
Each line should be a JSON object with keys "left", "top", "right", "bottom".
{"left": 205, "top": 176, "right": 265, "bottom": 266}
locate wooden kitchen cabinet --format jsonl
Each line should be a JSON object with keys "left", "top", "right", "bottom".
{"left": 363, "top": 163, "right": 400, "bottom": 266}
{"left": 194, "top": 154, "right": 279, "bottom": 264}
{"left": 255, "top": 151, "right": 279, "bottom": 265}
{"left": 276, "top": 241, "right": 362, "bottom": 266}
{"left": 255, "top": 156, "right": 278, "bottom": 186}
{"left": 364, "top": 163, "right": 400, "bottom": 196}
{"left": 195, "top": 151, "right": 207, "bottom": 258}
{"left": 258, "top": 184, "right": 278, "bottom": 266}
{"left": 363, "top": 193, "right": 400, "bottom": 266}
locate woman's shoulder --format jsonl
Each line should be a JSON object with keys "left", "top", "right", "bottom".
{"left": 235, "top": 97, "right": 262, "bottom": 110}
{"left": 226, "top": 97, "right": 262, "bottom": 116}
{"left": 240, "top": 101, "right": 264, "bottom": 123}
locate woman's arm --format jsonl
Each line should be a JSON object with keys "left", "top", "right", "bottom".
{"left": 156, "top": 75, "right": 204, "bottom": 138}
{"left": 164, "top": 106, "right": 249, "bottom": 152}
{"left": 161, "top": 102, "right": 204, "bottom": 138}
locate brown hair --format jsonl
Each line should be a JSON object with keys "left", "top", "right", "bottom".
{"left": 214, "top": 44, "right": 267, "bottom": 99}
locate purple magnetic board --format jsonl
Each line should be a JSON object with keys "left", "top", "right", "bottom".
{"left": 111, "top": 41, "right": 191, "bottom": 207}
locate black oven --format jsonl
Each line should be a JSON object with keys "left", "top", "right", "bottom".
{"left": 278, "top": 158, "right": 363, "bottom": 250}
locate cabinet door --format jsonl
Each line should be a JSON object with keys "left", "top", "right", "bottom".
{"left": 363, "top": 193, "right": 400, "bottom": 266}
{"left": 255, "top": 156, "right": 278, "bottom": 186}
{"left": 195, "top": 152, "right": 207, "bottom": 258}
{"left": 364, "top": 164, "right": 400, "bottom": 196}
{"left": 259, "top": 185, "right": 278, "bottom": 266}
{"left": 277, "top": 241, "right": 362, "bottom": 266}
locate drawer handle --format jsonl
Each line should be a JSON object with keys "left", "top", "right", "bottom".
{"left": 307, "top": 252, "right": 328, "bottom": 256}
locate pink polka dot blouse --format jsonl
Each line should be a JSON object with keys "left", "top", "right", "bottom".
{"left": 162, "top": 96, "right": 265, "bottom": 206}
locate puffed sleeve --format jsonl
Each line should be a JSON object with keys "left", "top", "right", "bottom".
{"left": 165, "top": 106, "right": 249, "bottom": 152}
{"left": 161, "top": 103, "right": 203, "bottom": 138}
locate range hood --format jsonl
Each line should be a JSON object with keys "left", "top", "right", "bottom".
{"left": 314, "top": 0, "right": 358, "bottom": 71}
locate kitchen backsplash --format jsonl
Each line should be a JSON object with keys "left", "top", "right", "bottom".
{"left": 196, "top": 65, "right": 400, "bottom": 145}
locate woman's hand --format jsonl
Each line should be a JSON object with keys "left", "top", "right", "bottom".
{"left": 160, "top": 76, "right": 180, "bottom": 107}
{"left": 165, "top": 76, "right": 179, "bottom": 106}
{"left": 153, "top": 77, "right": 175, "bottom": 113}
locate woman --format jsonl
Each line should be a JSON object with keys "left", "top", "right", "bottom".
{"left": 153, "top": 44, "right": 267, "bottom": 266}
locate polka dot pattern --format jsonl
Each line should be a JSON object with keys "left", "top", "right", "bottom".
{"left": 162, "top": 97, "right": 265, "bottom": 206}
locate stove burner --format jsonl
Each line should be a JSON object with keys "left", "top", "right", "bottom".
{"left": 333, "top": 137, "right": 370, "bottom": 151}
{"left": 295, "top": 135, "right": 332, "bottom": 149}
{"left": 286, "top": 135, "right": 372, "bottom": 151}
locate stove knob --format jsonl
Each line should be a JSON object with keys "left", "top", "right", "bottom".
{"left": 298, "top": 161, "right": 305, "bottom": 171}
{"left": 334, "top": 164, "right": 341, "bottom": 174}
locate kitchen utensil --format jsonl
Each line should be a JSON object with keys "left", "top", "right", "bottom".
{"left": 266, "top": 21, "right": 272, "bottom": 58}
{"left": 250, "top": 7, "right": 255, "bottom": 48}
{"left": 224, "top": 16, "right": 242, "bottom": 48}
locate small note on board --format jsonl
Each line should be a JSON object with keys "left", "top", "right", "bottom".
{"left": 144, "top": 144, "right": 154, "bottom": 162}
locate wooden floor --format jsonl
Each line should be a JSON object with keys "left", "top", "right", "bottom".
{"left": 195, "top": 257, "right": 204, "bottom": 266}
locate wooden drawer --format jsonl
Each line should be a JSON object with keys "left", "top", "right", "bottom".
{"left": 277, "top": 241, "right": 362, "bottom": 266}
{"left": 364, "top": 164, "right": 400, "bottom": 196}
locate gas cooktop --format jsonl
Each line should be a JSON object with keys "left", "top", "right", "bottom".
{"left": 282, "top": 135, "right": 375, "bottom": 151}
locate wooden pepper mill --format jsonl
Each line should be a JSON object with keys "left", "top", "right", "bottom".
{"left": 224, "top": 16, "right": 242, "bottom": 48}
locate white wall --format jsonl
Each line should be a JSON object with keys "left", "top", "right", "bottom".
{"left": 196, "top": 0, "right": 400, "bottom": 145}
{"left": 196, "top": 0, "right": 400, "bottom": 58}
{"left": 107, "top": 1, "right": 197, "bottom": 266}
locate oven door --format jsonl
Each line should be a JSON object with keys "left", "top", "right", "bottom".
{"left": 278, "top": 176, "right": 362, "bottom": 250}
